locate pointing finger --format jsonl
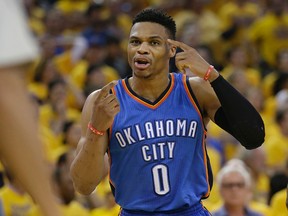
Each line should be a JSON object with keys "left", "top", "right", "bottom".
{"left": 167, "top": 39, "right": 191, "bottom": 51}
{"left": 97, "top": 81, "right": 118, "bottom": 100}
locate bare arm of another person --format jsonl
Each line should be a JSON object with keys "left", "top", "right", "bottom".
{"left": 0, "top": 66, "right": 60, "bottom": 216}
{"left": 70, "top": 81, "right": 120, "bottom": 195}
{"left": 168, "top": 39, "right": 265, "bottom": 149}
{"left": 0, "top": 1, "right": 60, "bottom": 215}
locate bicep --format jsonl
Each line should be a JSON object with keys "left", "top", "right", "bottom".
{"left": 189, "top": 78, "right": 221, "bottom": 122}
{"left": 204, "top": 88, "right": 221, "bottom": 122}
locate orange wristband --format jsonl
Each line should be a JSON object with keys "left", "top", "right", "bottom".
{"left": 88, "top": 122, "right": 105, "bottom": 136}
{"left": 203, "top": 65, "right": 214, "bottom": 81}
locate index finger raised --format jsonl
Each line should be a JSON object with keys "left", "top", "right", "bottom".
{"left": 167, "top": 39, "right": 191, "bottom": 51}
{"left": 97, "top": 81, "right": 118, "bottom": 99}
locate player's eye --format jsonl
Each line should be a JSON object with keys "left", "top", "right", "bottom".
{"left": 130, "top": 39, "right": 141, "bottom": 46}
{"left": 151, "top": 41, "right": 160, "bottom": 46}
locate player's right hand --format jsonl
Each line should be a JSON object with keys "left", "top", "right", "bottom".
{"left": 90, "top": 81, "right": 120, "bottom": 132}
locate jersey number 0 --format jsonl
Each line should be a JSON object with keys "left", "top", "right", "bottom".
{"left": 152, "top": 164, "right": 170, "bottom": 195}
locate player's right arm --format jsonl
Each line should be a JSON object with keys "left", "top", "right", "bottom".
{"left": 70, "top": 81, "right": 119, "bottom": 195}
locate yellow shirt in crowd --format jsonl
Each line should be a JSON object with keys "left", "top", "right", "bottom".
{"left": 0, "top": 185, "right": 34, "bottom": 216}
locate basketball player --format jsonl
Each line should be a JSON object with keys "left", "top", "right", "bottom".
{"left": 71, "top": 9, "right": 265, "bottom": 215}
{"left": 0, "top": 1, "right": 60, "bottom": 215}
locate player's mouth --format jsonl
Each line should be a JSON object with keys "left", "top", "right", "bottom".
{"left": 134, "top": 57, "right": 151, "bottom": 70}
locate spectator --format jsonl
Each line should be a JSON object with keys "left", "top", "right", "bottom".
{"left": 212, "top": 159, "right": 264, "bottom": 216}
{"left": 267, "top": 159, "right": 288, "bottom": 205}
{"left": 237, "top": 147, "right": 269, "bottom": 204}
{"left": 70, "top": 34, "right": 120, "bottom": 92}
{"left": 221, "top": 46, "right": 261, "bottom": 89}
{"left": 264, "top": 105, "right": 288, "bottom": 172}
{"left": 261, "top": 49, "right": 288, "bottom": 99}
{"left": 269, "top": 188, "right": 288, "bottom": 215}
{"left": 0, "top": 168, "right": 35, "bottom": 216}
{"left": 39, "top": 78, "right": 81, "bottom": 150}
{"left": 71, "top": 2, "right": 112, "bottom": 64}
{"left": 248, "top": 0, "right": 288, "bottom": 73}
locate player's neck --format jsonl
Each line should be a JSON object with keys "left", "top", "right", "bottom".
{"left": 128, "top": 74, "right": 170, "bottom": 103}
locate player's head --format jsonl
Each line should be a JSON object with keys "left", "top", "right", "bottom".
{"left": 132, "top": 8, "right": 176, "bottom": 40}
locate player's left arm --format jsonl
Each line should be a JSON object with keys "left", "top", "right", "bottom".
{"left": 209, "top": 74, "right": 265, "bottom": 149}
{"left": 168, "top": 39, "right": 265, "bottom": 149}
{"left": 191, "top": 74, "right": 265, "bottom": 150}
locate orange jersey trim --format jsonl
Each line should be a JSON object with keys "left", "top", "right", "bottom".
{"left": 182, "top": 74, "right": 210, "bottom": 198}
{"left": 121, "top": 74, "right": 175, "bottom": 109}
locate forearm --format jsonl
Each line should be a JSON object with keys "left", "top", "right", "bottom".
{"left": 0, "top": 132, "right": 59, "bottom": 216}
{"left": 0, "top": 70, "right": 59, "bottom": 216}
{"left": 211, "top": 75, "right": 265, "bottom": 149}
{"left": 70, "top": 133, "right": 107, "bottom": 195}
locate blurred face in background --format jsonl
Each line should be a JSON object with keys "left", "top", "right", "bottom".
{"left": 220, "top": 171, "right": 251, "bottom": 207}
{"left": 85, "top": 45, "right": 108, "bottom": 64}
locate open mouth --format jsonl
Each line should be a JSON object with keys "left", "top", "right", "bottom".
{"left": 134, "top": 58, "right": 151, "bottom": 69}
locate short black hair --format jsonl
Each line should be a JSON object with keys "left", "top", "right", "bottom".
{"left": 132, "top": 8, "right": 176, "bottom": 39}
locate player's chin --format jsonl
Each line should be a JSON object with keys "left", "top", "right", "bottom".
{"left": 133, "top": 69, "right": 153, "bottom": 79}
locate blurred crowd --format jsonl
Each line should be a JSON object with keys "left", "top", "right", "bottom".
{"left": 0, "top": 0, "right": 288, "bottom": 215}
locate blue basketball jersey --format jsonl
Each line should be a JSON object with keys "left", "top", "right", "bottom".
{"left": 108, "top": 73, "right": 212, "bottom": 212}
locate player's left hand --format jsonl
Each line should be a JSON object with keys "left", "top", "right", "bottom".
{"left": 167, "top": 39, "right": 214, "bottom": 79}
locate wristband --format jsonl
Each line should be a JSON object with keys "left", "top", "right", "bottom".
{"left": 88, "top": 122, "right": 105, "bottom": 136}
{"left": 203, "top": 65, "right": 214, "bottom": 81}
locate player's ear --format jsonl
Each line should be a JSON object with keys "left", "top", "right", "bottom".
{"left": 169, "top": 44, "right": 177, "bottom": 58}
